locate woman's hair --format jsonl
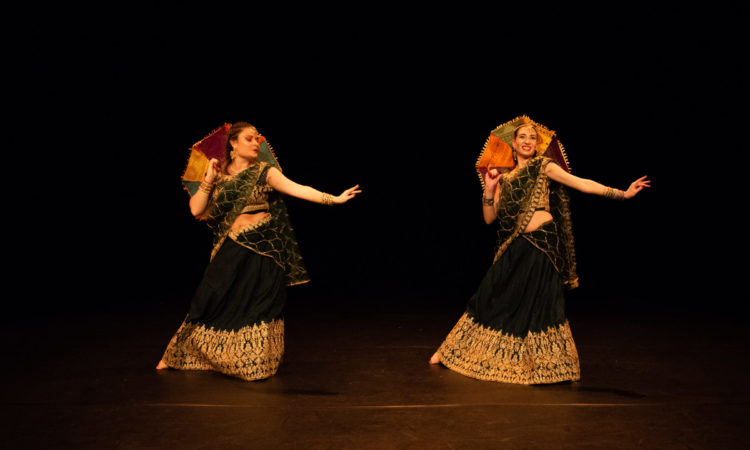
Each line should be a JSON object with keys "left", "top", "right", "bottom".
{"left": 222, "top": 121, "right": 257, "bottom": 173}
{"left": 512, "top": 123, "right": 539, "bottom": 139}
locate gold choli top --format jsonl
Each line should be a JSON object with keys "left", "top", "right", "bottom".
{"left": 215, "top": 171, "right": 273, "bottom": 215}
{"left": 503, "top": 168, "right": 551, "bottom": 212}
{"left": 239, "top": 183, "right": 273, "bottom": 214}
{"left": 535, "top": 174, "right": 551, "bottom": 212}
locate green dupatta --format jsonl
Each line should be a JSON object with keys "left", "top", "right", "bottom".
{"left": 202, "top": 162, "right": 309, "bottom": 286}
{"left": 494, "top": 156, "right": 578, "bottom": 289}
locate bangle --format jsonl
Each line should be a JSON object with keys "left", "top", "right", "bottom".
{"left": 482, "top": 196, "right": 494, "bottom": 206}
{"left": 199, "top": 181, "right": 215, "bottom": 194}
{"left": 604, "top": 187, "right": 625, "bottom": 201}
{"left": 321, "top": 193, "right": 335, "bottom": 205}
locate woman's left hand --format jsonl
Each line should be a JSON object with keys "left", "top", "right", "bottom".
{"left": 335, "top": 185, "right": 362, "bottom": 204}
{"left": 624, "top": 176, "right": 651, "bottom": 199}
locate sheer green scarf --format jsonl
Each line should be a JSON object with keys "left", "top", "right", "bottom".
{"left": 495, "top": 156, "right": 578, "bottom": 289}
{"left": 202, "top": 162, "right": 309, "bottom": 286}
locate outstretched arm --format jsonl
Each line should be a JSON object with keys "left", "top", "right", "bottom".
{"left": 266, "top": 166, "right": 361, "bottom": 205}
{"left": 545, "top": 163, "right": 650, "bottom": 200}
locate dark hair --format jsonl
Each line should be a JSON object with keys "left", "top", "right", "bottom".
{"left": 222, "top": 121, "right": 257, "bottom": 174}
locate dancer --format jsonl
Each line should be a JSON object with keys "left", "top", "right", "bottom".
{"left": 157, "top": 122, "right": 361, "bottom": 381}
{"left": 429, "top": 120, "right": 649, "bottom": 384}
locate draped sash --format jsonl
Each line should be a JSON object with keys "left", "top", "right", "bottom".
{"left": 494, "top": 156, "right": 578, "bottom": 289}
{"left": 202, "top": 162, "right": 309, "bottom": 286}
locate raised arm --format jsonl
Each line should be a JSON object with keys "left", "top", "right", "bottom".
{"left": 482, "top": 168, "right": 502, "bottom": 224}
{"left": 545, "top": 163, "right": 650, "bottom": 200}
{"left": 189, "top": 158, "right": 220, "bottom": 217}
{"left": 266, "top": 166, "right": 361, "bottom": 205}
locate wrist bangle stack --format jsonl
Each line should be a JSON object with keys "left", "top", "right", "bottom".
{"left": 604, "top": 187, "right": 625, "bottom": 201}
{"left": 321, "top": 193, "right": 335, "bottom": 206}
{"left": 482, "top": 196, "right": 494, "bottom": 206}
{"left": 199, "top": 180, "right": 215, "bottom": 195}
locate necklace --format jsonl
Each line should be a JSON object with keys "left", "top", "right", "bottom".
{"left": 228, "top": 160, "right": 254, "bottom": 176}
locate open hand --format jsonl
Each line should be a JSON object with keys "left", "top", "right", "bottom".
{"left": 336, "top": 184, "right": 362, "bottom": 204}
{"left": 624, "top": 176, "right": 651, "bottom": 199}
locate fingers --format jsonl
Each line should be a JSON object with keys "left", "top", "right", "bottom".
{"left": 634, "top": 176, "right": 651, "bottom": 186}
{"left": 342, "top": 184, "right": 362, "bottom": 199}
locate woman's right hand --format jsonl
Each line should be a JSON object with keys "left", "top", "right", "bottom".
{"left": 205, "top": 158, "right": 220, "bottom": 183}
{"left": 484, "top": 168, "right": 501, "bottom": 197}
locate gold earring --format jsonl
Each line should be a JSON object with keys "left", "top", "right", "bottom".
{"left": 230, "top": 148, "right": 237, "bottom": 159}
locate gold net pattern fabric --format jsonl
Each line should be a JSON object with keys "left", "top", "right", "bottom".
{"left": 495, "top": 156, "right": 578, "bottom": 288}
{"left": 203, "top": 162, "right": 309, "bottom": 286}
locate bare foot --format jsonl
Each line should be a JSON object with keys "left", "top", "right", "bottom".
{"left": 428, "top": 352, "right": 441, "bottom": 365}
{"left": 156, "top": 360, "right": 168, "bottom": 370}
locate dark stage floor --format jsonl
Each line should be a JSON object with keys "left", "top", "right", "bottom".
{"left": 2, "top": 297, "right": 748, "bottom": 449}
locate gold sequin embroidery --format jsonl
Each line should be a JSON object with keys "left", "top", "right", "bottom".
{"left": 161, "top": 319, "right": 284, "bottom": 381}
{"left": 437, "top": 313, "right": 581, "bottom": 384}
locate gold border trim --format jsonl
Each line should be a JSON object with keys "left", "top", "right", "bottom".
{"left": 437, "top": 313, "right": 581, "bottom": 385}
{"left": 162, "top": 318, "right": 285, "bottom": 381}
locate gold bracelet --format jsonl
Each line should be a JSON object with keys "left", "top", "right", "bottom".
{"left": 321, "top": 193, "right": 335, "bottom": 205}
{"left": 199, "top": 181, "right": 215, "bottom": 194}
{"left": 605, "top": 187, "right": 625, "bottom": 201}
{"left": 482, "top": 196, "right": 494, "bottom": 206}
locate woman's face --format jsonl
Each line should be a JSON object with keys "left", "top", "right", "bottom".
{"left": 512, "top": 126, "right": 538, "bottom": 159}
{"left": 231, "top": 127, "right": 261, "bottom": 160}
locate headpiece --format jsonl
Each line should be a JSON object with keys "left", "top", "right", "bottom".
{"left": 181, "top": 123, "right": 281, "bottom": 196}
{"left": 475, "top": 115, "right": 571, "bottom": 188}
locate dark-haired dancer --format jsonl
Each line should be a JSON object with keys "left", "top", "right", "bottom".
{"left": 430, "top": 123, "right": 649, "bottom": 384}
{"left": 157, "top": 122, "right": 360, "bottom": 381}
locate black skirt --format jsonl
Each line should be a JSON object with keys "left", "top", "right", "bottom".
{"left": 161, "top": 237, "right": 286, "bottom": 381}
{"left": 437, "top": 230, "right": 581, "bottom": 384}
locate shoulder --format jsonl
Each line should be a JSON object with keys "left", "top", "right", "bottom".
{"left": 264, "top": 165, "right": 287, "bottom": 189}
{"left": 538, "top": 155, "right": 556, "bottom": 167}
{"left": 259, "top": 161, "right": 275, "bottom": 177}
{"left": 524, "top": 156, "right": 555, "bottom": 174}
{"left": 265, "top": 164, "right": 282, "bottom": 178}
{"left": 538, "top": 156, "right": 562, "bottom": 174}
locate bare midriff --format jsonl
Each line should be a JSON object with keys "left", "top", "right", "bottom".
{"left": 523, "top": 210, "right": 553, "bottom": 233}
{"left": 230, "top": 212, "right": 270, "bottom": 231}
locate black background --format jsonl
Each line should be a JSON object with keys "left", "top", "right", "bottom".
{"left": 17, "top": 6, "right": 744, "bottom": 317}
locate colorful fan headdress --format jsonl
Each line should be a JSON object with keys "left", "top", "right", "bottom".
{"left": 181, "top": 123, "right": 281, "bottom": 195}
{"left": 476, "top": 115, "right": 571, "bottom": 188}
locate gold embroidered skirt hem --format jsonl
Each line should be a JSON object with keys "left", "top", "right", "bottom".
{"left": 161, "top": 318, "right": 284, "bottom": 381}
{"left": 437, "top": 313, "right": 580, "bottom": 385}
